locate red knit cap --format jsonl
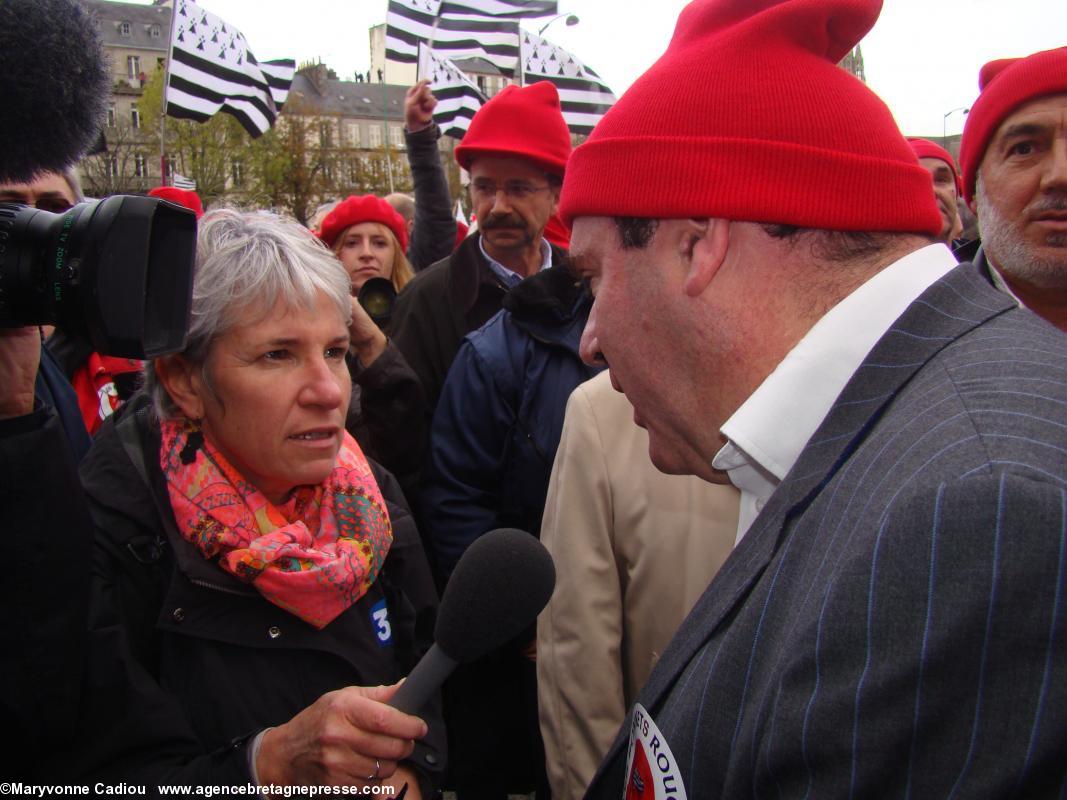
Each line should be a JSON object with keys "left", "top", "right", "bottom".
{"left": 317, "top": 194, "right": 409, "bottom": 252}
{"left": 148, "top": 186, "right": 203, "bottom": 219}
{"left": 958, "top": 47, "right": 1067, "bottom": 205}
{"left": 908, "top": 138, "right": 961, "bottom": 196}
{"left": 561, "top": 0, "right": 940, "bottom": 235}
{"left": 454, "top": 81, "right": 571, "bottom": 177}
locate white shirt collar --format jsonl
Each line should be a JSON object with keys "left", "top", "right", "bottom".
{"left": 712, "top": 243, "right": 959, "bottom": 544}
{"left": 479, "top": 236, "right": 552, "bottom": 287}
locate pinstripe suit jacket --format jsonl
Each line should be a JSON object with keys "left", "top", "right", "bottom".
{"left": 584, "top": 261, "right": 1067, "bottom": 799}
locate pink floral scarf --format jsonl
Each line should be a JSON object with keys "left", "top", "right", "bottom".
{"left": 159, "top": 418, "right": 392, "bottom": 629}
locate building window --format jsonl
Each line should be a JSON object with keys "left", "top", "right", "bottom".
{"left": 127, "top": 55, "right": 140, "bottom": 79}
{"left": 232, "top": 161, "right": 245, "bottom": 187}
{"left": 318, "top": 121, "right": 333, "bottom": 148}
{"left": 107, "top": 105, "right": 116, "bottom": 128}
{"left": 119, "top": 21, "right": 131, "bottom": 36}
{"left": 134, "top": 155, "right": 146, "bottom": 178}
{"left": 369, "top": 125, "right": 382, "bottom": 148}
{"left": 150, "top": 24, "right": 161, "bottom": 38}
{"left": 477, "top": 75, "right": 486, "bottom": 94}
{"left": 347, "top": 123, "right": 361, "bottom": 147}
{"left": 389, "top": 125, "right": 404, "bottom": 149}
{"left": 131, "top": 105, "right": 140, "bottom": 129}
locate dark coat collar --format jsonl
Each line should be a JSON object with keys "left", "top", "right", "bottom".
{"left": 450, "top": 233, "right": 569, "bottom": 315}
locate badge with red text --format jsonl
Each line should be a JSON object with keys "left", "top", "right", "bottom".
{"left": 623, "top": 703, "right": 687, "bottom": 800}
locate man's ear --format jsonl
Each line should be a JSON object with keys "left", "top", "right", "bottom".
{"left": 683, "top": 217, "right": 729, "bottom": 298}
{"left": 154, "top": 354, "right": 206, "bottom": 420}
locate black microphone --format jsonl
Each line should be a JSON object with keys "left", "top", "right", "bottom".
{"left": 0, "top": 0, "right": 110, "bottom": 182}
{"left": 389, "top": 528, "right": 556, "bottom": 714}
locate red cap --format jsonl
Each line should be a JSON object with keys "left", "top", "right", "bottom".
{"left": 561, "top": 0, "right": 941, "bottom": 236}
{"left": 454, "top": 220, "right": 470, "bottom": 250}
{"left": 454, "top": 81, "right": 571, "bottom": 177}
{"left": 908, "top": 138, "right": 962, "bottom": 196}
{"left": 543, "top": 213, "right": 570, "bottom": 250}
{"left": 317, "top": 194, "right": 409, "bottom": 252}
{"left": 148, "top": 186, "right": 203, "bottom": 219}
{"left": 959, "top": 47, "right": 1067, "bottom": 205}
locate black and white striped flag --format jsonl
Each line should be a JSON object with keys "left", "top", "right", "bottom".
{"left": 386, "top": 0, "right": 522, "bottom": 77}
{"left": 439, "top": 0, "right": 557, "bottom": 18}
{"left": 520, "top": 31, "right": 615, "bottom": 135}
{"left": 165, "top": 0, "right": 295, "bottom": 138}
{"left": 418, "top": 42, "right": 486, "bottom": 140}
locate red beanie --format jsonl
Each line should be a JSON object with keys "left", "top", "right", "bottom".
{"left": 958, "top": 47, "right": 1067, "bottom": 205}
{"left": 317, "top": 194, "right": 409, "bottom": 252}
{"left": 908, "top": 138, "right": 961, "bottom": 196}
{"left": 454, "top": 81, "right": 571, "bottom": 177}
{"left": 561, "top": 0, "right": 940, "bottom": 236}
{"left": 148, "top": 186, "right": 203, "bottom": 219}
{"left": 543, "top": 213, "right": 571, "bottom": 250}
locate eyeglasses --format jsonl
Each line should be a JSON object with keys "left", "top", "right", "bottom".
{"left": 469, "top": 180, "right": 552, "bottom": 201}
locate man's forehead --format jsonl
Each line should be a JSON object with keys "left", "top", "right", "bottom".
{"left": 0, "top": 171, "right": 72, "bottom": 200}
{"left": 469, "top": 155, "right": 549, "bottom": 180}
{"left": 993, "top": 93, "right": 1067, "bottom": 139}
{"left": 919, "top": 157, "right": 953, "bottom": 175}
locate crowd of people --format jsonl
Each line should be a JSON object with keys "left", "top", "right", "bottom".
{"left": 3, "top": 0, "right": 1067, "bottom": 796}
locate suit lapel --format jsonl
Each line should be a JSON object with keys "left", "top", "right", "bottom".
{"left": 590, "top": 262, "right": 1016, "bottom": 785}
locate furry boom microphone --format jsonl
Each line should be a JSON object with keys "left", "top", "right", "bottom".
{"left": 0, "top": 0, "right": 110, "bottom": 182}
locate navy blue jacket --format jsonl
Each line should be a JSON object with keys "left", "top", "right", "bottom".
{"left": 421, "top": 262, "right": 603, "bottom": 577}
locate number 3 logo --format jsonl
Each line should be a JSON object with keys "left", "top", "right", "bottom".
{"left": 371, "top": 599, "right": 392, "bottom": 646}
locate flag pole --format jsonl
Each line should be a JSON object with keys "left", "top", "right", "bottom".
{"left": 159, "top": 1, "right": 179, "bottom": 187}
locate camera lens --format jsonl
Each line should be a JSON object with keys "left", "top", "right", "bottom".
{"left": 0, "top": 195, "right": 196, "bottom": 358}
{"left": 357, "top": 277, "right": 397, "bottom": 327}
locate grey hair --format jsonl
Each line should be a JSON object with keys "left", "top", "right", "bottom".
{"left": 144, "top": 207, "right": 352, "bottom": 419}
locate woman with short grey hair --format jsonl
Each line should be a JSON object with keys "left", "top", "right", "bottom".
{"left": 75, "top": 208, "right": 443, "bottom": 794}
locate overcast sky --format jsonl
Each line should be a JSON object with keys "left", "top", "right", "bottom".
{"left": 139, "top": 0, "right": 1065, "bottom": 138}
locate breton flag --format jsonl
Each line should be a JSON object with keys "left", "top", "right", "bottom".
{"left": 520, "top": 30, "right": 615, "bottom": 135}
{"left": 386, "top": 0, "right": 522, "bottom": 77}
{"left": 165, "top": 0, "right": 296, "bottom": 138}
{"left": 418, "top": 42, "right": 486, "bottom": 139}
{"left": 172, "top": 173, "right": 197, "bottom": 190}
{"left": 439, "top": 0, "right": 557, "bottom": 18}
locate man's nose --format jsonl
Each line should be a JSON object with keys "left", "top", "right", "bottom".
{"left": 579, "top": 300, "right": 607, "bottom": 367}
{"left": 1041, "top": 135, "right": 1067, "bottom": 192}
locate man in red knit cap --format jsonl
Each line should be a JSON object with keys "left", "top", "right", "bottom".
{"left": 909, "top": 137, "right": 963, "bottom": 245}
{"left": 558, "top": 0, "right": 1067, "bottom": 797}
{"left": 959, "top": 47, "right": 1067, "bottom": 331}
{"left": 389, "top": 80, "right": 572, "bottom": 413}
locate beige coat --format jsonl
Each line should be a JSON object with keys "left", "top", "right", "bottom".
{"left": 536, "top": 371, "right": 740, "bottom": 800}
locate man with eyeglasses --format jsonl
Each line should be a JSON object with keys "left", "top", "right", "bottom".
{"left": 388, "top": 81, "right": 572, "bottom": 415}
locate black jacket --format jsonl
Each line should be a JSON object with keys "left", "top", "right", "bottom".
{"left": 346, "top": 339, "right": 427, "bottom": 498}
{"left": 0, "top": 406, "right": 94, "bottom": 780}
{"left": 389, "top": 233, "right": 569, "bottom": 414}
{"left": 66, "top": 397, "right": 444, "bottom": 793}
{"left": 405, "top": 123, "right": 457, "bottom": 272}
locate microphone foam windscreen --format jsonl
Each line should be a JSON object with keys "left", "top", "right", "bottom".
{"left": 435, "top": 528, "right": 556, "bottom": 663}
{"left": 0, "top": 0, "right": 110, "bottom": 182}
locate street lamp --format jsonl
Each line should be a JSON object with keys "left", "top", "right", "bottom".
{"left": 943, "top": 106, "right": 969, "bottom": 141}
{"left": 538, "top": 12, "right": 579, "bottom": 36}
